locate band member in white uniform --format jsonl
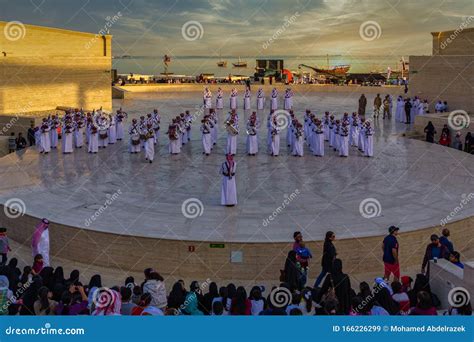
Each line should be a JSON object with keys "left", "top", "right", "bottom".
{"left": 49, "top": 115, "right": 59, "bottom": 149}
{"left": 216, "top": 88, "right": 224, "bottom": 109}
{"left": 270, "top": 88, "right": 278, "bottom": 110}
{"left": 116, "top": 109, "right": 127, "bottom": 141}
{"left": 97, "top": 114, "right": 109, "bottom": 148}
{"left": 256, "top": 88, "right": 265, "bottom": 110}
{"left": 221, "top": 154, "right": 237, "bottom": 206}
{"left": 62, "top": 119, "right": 74, "bottom": 154}
{"left": 152, "top": 110, "right": 160, "bottom": 145}
{"left": 201, "top": 116, "right": 212, "bottom": 156}
{"left": 88, "top": 125, "right": 99, "bottom": 153}
{"left": 270, "top": 117, "right": 280, "bottom": 156}
{"left": 293, "top": 122, "right": 304, "bottom": 157}
{"left": 246, "top": 114, "right": 258, "bottom": 156}
{"left": 349, "top": 112, "right": 360, "bottom": 147}
{"left": 243, "top": 87, "right": 251, "bottom": 110}
{"left": 313, "top": 119, "right": 325, "bottom": 157}
{"left": 74, "top": 115, "right": 85, "bottom": 148}
{"left": 108, "top": 114, "right": 117, "bottom": 144}
{"left": 203, "top": 87, "right": 212, "bottom": 109}
{"left": 358, "top": 118, "right": 366, "bottom": 152}
{"left": 229, "top": 88, "right": 238, "bottom": 110}
{"left": 129, "top": 119, "right": 141, "bottom": 153}
{"left": 167, "top": 119, "right": 181, "bottom": 154}
{"left": 39, "top": 118, "right": 51, "bottom": 154}
{"left": 184, "top": 110, "right": 192, "bottom": 142}
{"left": 226, "top": 118, "right": 238, "bottom": 155}
{"left": 339, "top": 122, "right": 349, "bottom": 157}
{"left": 323, "top": 112, "right": 330, "bottom": 141}
{"left": 210, "top": 109, "right": 218, "bottom": 146}
{"left": 144, "top": 123, "right": 155, "bottom": 163}
{"left": 364, "top": 122, "right": 374, "bottom": 157}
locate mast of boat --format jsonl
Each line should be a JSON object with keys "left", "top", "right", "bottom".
{"left": 326, "top": 54, "right": 329, "bottom": 70}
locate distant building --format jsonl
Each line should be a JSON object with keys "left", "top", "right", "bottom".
{"left": 0, "top": 21, "right": 112, "bottom": 116}
{"left": 409, "top": 27, "right": 473, "bottom": 113}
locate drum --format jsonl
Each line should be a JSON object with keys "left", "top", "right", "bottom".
{"left": 131, "top": 134, "right": 140, "bottom": 145}
{"left": 99, "top": 130, "right": 108, "bottom": 139}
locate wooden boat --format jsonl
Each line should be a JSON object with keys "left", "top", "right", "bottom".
{"left": 232, "top": 57, "right": 247, "bottom": 68}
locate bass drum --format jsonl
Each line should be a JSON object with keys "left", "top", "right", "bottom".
{"left": 131, "top": 133, "right": 140, "bottom": 145}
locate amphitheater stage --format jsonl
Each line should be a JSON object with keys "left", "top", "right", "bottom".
{"left": 1, "top": 91, "right": 473, "bottom": 280}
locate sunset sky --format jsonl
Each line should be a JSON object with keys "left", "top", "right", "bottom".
{"left": 1, "top": 0, "right": 473, "bottom": 57}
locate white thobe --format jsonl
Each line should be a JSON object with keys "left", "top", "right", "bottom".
{"left": 108, "top": 122, "right": 117, "bottom": 144}
{"left": 365, "top": 134, "right": 374, "bottom": 157}
{"left": 350, "top": 125, "right": 359, "bottom": 147}
{"left": 221, "top": 162, "right": 237, "bottom": 205}
{"left": 34, "top": 229, "right": 50, "bottom": 267}
{"left": 293, "top": 135, "right": 304, "bottom": 156}
{"left": 88, "top": 132, "right": 99, "bottom": 153}
{"left": 144, "top": 138, "right": 155, "bottom": 161}
{"left": 339, "top": 135, "right": 349, "bottom": 157}
{"left": 116, "top": 121, "right": 125, "bottom": 140}
{"left": 271, "top": 97, "right": 278, "bottom": 110}
{"left": 201, "top": 124, "right": 212, "bottom": 154}
{"left": 62, "top": 132, "right": 74, "bottom": 153}
{"left": 204, "top": 97, "right": 212, "bottom": 109}
{"left": 230, "top": 96, "right": 237, "bottom": 110}
{"left": 130, "top": 133, "right": 141, "bottom": 153}
{"left": 40, "top": 129, "right": 51, "bottom": 153}
{"left": 216, "top": 97, "right": 223, "bottom": 109}
{"left": 271, "top": 131, "right": 280, "bottom": 156}
{"left": 314, "top": 131, "right": 325, "bottom": 156}
{"left": 98, "top": 130, "right": 108, "bottom": 147}
{"left": 358, "top": 127, "right": 365, "bottom": 152}
{"left": 257, "top": 97, "right": 264, "bottom": 110}
{"left": 247, "top": 133, "right": 258, "bottom": 154}
{"left": 284, "top": 97, "right": 291, "bottom": 110}
{"left": 227, "top": 134, "right": 237, "bottom": 155}
{"left": 50, "top": 128, "right": 58, "bottom": 148}
{"left": 169, "top": 139, "right": 181, "bottom": 154}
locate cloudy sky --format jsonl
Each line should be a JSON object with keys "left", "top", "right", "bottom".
{"left": 1, "top": 0, "right": 473, "bottom": 57}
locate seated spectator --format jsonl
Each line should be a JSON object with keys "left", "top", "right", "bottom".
{"left": 409, "top": 291, "right": 437, "bottom": 315}
{"left": 391, "top": 281, "right": 410, "bottom": 313}
{"left": 249, "top": 286, "right": 266, "bottom": 315}
{"left": 286, "top": 292, "right": 302, "bottom": 315}
{"left": 132, "top": 293, "right": 163, "bottom": 316}
{"left": 183, "top": 281, "right": 203, "bottom": 315}
{"left": 230, "top": 286, "right": 251, "bottom": 315}
{"left": 32, "top": 254, "right": 44, "bottom": 275}
{"left": 212, "top": 301, "right": 224, "bottom": 316}
{"left": 131, "top": 285, "right": 142, "bottom": 305}
{"left": 34, "top": 286, "right": 57, "bottom": 315}
{"left": 120, "top": 286, "right": 136, "bottom": 315}
{"left": 374, "top": 287, "right": 399, "bottom": 315}
{"left": 55, "top": 285, "right": 89, "bottom": 315}
{"left": 446, "top": 301, "right": 472, "bottom": 316}
{"left": 212, "top": 286, "right": 230, "bottom": 315}
{"left": 167, "top": 281, "right": 186, "bottom": 310}
{"left": 202, "top": 282, "right": 219, "bottom": 315}
{"left": 142, "top": 272, "right": 167, "bottom": 309}
{"left": 0, "top": 276, "right": 15, "bottom": 315}
{"left": 421, "top": 234, "right": 450, "bottom": 276}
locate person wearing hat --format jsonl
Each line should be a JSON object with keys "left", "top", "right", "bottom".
{"left": 382, "top": 226, "right": 400, "bottom": 282}
{"left": 0, "top": 228, "right": 11, "bottom": 266}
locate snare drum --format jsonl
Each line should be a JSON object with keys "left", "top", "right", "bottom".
{"left": 131, "top": 134, "right": 140, "bottom": 145}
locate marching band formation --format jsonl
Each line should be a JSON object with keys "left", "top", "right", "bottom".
{"left": 32, "top": 88, "right": 379, "bottom": 206}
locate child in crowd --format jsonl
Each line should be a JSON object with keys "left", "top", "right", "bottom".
{"left": 0, "top": 228, "right": 11, "bottom": 266}
{"left": 296, "top": 242, "right": 312, "bottom": 269}
{"left": 449, "top": 251, "right": 464, "bottom": 269}
{"left": 32, "top": 254, "right": 44, "bottom": 275}
{"left": 391, "top": 281, "right": 410, "bottom": 313}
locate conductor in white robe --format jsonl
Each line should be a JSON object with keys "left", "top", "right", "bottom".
{"left": 230, "top": 88, "right": 238, "bottom": 110}
{"left": 270, "top": 88, "right": 278, "bottom": 110}
{"left": 61, "top": 124, "right": 74, "bottom": 154}
{"left": 221, "top": 154, "right": 237, "bottom": 206}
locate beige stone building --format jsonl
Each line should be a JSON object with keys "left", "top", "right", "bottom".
{"left": 0, "top": 21, "right": 112, "bottom": 117}
{"left": 409, "top": 27, "right": 474, "bottom": 113}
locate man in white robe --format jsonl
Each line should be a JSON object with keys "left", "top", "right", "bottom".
{"left": 216, "top": 88, "right": 224, "bottom": 109}
{"left": 271, "top": 88, "right": 278, "bottom": 110}
{"left": 293, "top": 123, "right": 304, "bottom": 157}
{"left": 144, "top": 124, "right": 155, "bottom": 163}
{"left": 201, "top": 117, "right": 212, "bottom": 155}
{"left": 270, "top": 121, "right": 280, "bottom": 156}
{"left": 284, "top": 88, "right": 293, "bottom": 110}
{"left": 313, "top": 120, "right": 325, "bottom": 157}
{"left": 74, "top": 117, "right": 85, "bottom": 148}
{"left": 243, "top": 87, "right": 251, "bottom": 110}
{"left": 221, "top": 154, "right": 237, "bottom": 206}
{"left": 108, "top": 114, "right": 117, "bottom": 144}
{"left": 116, "top": 109, "right": 127, "bottom": 140}
{"left": 246, "top": 117, "right": 258, "bottom": 155}
{"left": 203, "top": 88, "right": 212, "bottom": 109}
{"left": 49, "top": 115, "right": 59, "bottom": 149}
{"left": 129, "top": 119, "right": 141, "bottom": 153}
{"left": 61, "top": 122, "right": 74, "bottom": 154}
{"left": 226, "top": 119, "right": 238, "bottom": 155}
{"left": 39, "top": 119, "right": 51, "bottom": 154}
{"left": 339, "top": 123, "right": 349, "bottom": 157}
{"left": 358, "top": 119, "right": 366, "bottom": 152}
{"left": 230, "top": 88, "right": 238, "bottom": 110}
{"left": 88, "top": 126, "right": 99, "bottom": 153}
{"left": 31, "top": 218, "right": 50, "bottom": 266}
{"left": 364, "top": 122, "right": 374, "bottom": 157}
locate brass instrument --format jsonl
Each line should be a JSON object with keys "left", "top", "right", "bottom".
{"left": 225, "top": 119, "right": 238, "bottom": 135}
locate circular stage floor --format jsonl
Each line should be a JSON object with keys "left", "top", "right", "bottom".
{"left": 1, "top": 115, "right": 473, "bottom": 243}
